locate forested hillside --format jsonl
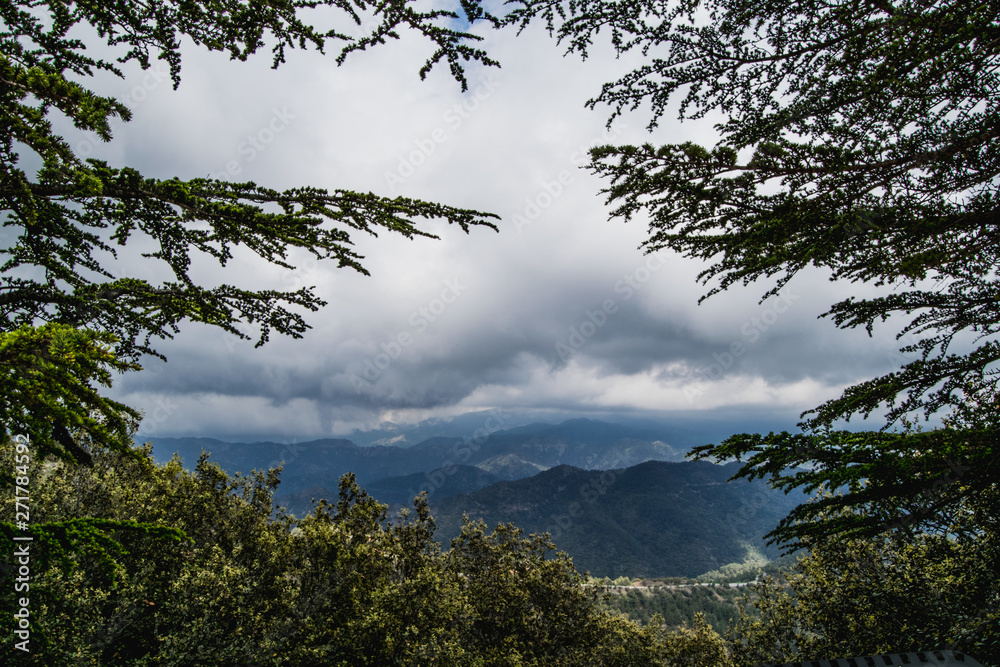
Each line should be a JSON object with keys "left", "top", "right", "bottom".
{"left": 602, "top": 585, "right": 748, "bottom": 632}
{"left": 3, "top": 438, "right": 996, "bottom": 664}
{"left": 430, "top": 461, "right": 806, "bottom": 577}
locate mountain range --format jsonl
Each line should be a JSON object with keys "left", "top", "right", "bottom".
{"left": 430, "top": 460, "right": 804, "bottom": 578}
{"left": 144, "top": 416, "right": 806, "bottom": 577}
{"left": 145, "top": 417, "right": 688, "bottom": 498}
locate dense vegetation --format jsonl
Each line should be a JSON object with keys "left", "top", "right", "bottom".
{"left": 2, "top": 441, "right": 680, "bottom": 665}
{"left": 729, "top": 497, "right": 1000, "bottom": 665}
{"left": 4, "top": 434, "right": 997, "bottom": 664}
{"left": 603, "top": 585, "right": 746, "bottom": 633}
{"left": 0, "top": 0, "right": 501, "bottom": 643}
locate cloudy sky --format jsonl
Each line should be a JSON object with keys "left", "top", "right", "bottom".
{"left": 69, "top": 4, "right": 919, "bottom": 442}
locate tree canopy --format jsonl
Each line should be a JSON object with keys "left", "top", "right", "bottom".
{"left": 0, "top": 0, "right": 501, "bottom": 465}
{"left": 506, "top": 0, "right": 999, "bottom": 544}
{"left": 727, "top": 498, "right": 1000, "bottom": 665}
{"left": 4, "top": 0, "right": 999, "bottom": 661}
{"left": 0, "top": 0, "right": 507, "bottom": 625}
{"left": 0, "top": 440, "right": 687, "bottom": 665}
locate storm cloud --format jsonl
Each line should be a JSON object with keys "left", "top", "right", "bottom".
{"left": 82, "top": 15, "right": 920, "bottom": 441}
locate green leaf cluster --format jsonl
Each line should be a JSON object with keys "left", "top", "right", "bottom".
{"left": 691, "top": 420, "right": 1000, "bottom": 549}
{"left": 0, "top": 323, "right": 140, "bottom": 469}
{"left": 727, "top": 500, "right": 1000, "bottom": 665}
{"left": 1, "top": 439, "right": 722, "bottom": 666}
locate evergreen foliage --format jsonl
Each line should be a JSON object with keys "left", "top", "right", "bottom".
{"left": 0, "top": 323, "right": 140, "bottom": 471}
{"left": 507, "top": 0, "right": 1000, "bottom": 545}
{"left": 727, "top": 501, "right": 1000, "bottom": 665}
{"left": 694, "top": 413, "right": 1000, "bottom": 549}
{"left": 501, "top": 2, "right": 999, "bottom": 662}
{"left": 602, "top": 585, "right": 746, "bottom": 633}
{"left": 0, "top": 0, "right": 500, "bottom": 598}
{"left": 5, "top": 0, "right": 999, "bottom": 662}
{"left": 1, "top": 0, "right": 500, "bottom": 466}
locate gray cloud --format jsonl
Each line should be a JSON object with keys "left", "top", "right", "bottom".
{"left": 87, "top": 20, "right": 924, "bottom": 440}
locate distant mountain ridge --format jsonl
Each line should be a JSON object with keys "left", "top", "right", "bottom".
{"left": 141, "top": 417, "right": 807, "bottom": 578}
{"left": 143, "top": 417, "right": 688, "bottom": 501}
{"left": 341, "top": 410, "right": 697, "bottom": 448}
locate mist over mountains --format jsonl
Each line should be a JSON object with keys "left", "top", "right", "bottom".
{"left": 340, "top": 410, "right": 719, "bottom": 449}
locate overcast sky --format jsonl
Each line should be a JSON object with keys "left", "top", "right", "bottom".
{"left": 73, "top": 5, "right": 921, "bottom": 442}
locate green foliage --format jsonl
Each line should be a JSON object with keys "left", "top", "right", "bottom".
{"left": 0, "top": 324, "right": 184, "bottom": 596}
{"left": 0, "top": 440, "right": 675, "bottom": 665}
{"left": 508, "top": 0, "right": 999, "bottom": 547}
{"left": 1, "top": 0, "right": 500, "bottom": 464}
{"left": 506, "top": 0, "right": 999, "bottom": 426}
{"left": 446, "top": 520, "right": 672, "bottom": 666}
{"left": 728, "top": 500, "right": 1000, "bottom": 666}
{"left": 695, "top": 546, "right": 781, "bottom": 584}
{"left": 0, "top": 0, "right": 503, "bottom": 591}
{"left": 0, "top": 323, "right": 140, "bottom": 469}
{"left": 692, "top": 422, "right": 1000, "bottom": 548}
{"left": 662, "top": 613, "right": 733, "bottom": 667}
{"left": 502, "top": 3, "right": 999, "bottom": 661}
{"left": 603, "top": 585, "right": 746, "bottom": 634}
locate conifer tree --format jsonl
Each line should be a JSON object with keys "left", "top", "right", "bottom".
{"left": 1, "top": 0, "right": 500, "bottom": 464}
{"left": 506, "top": 0, "right": 999, "bottom": 543}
